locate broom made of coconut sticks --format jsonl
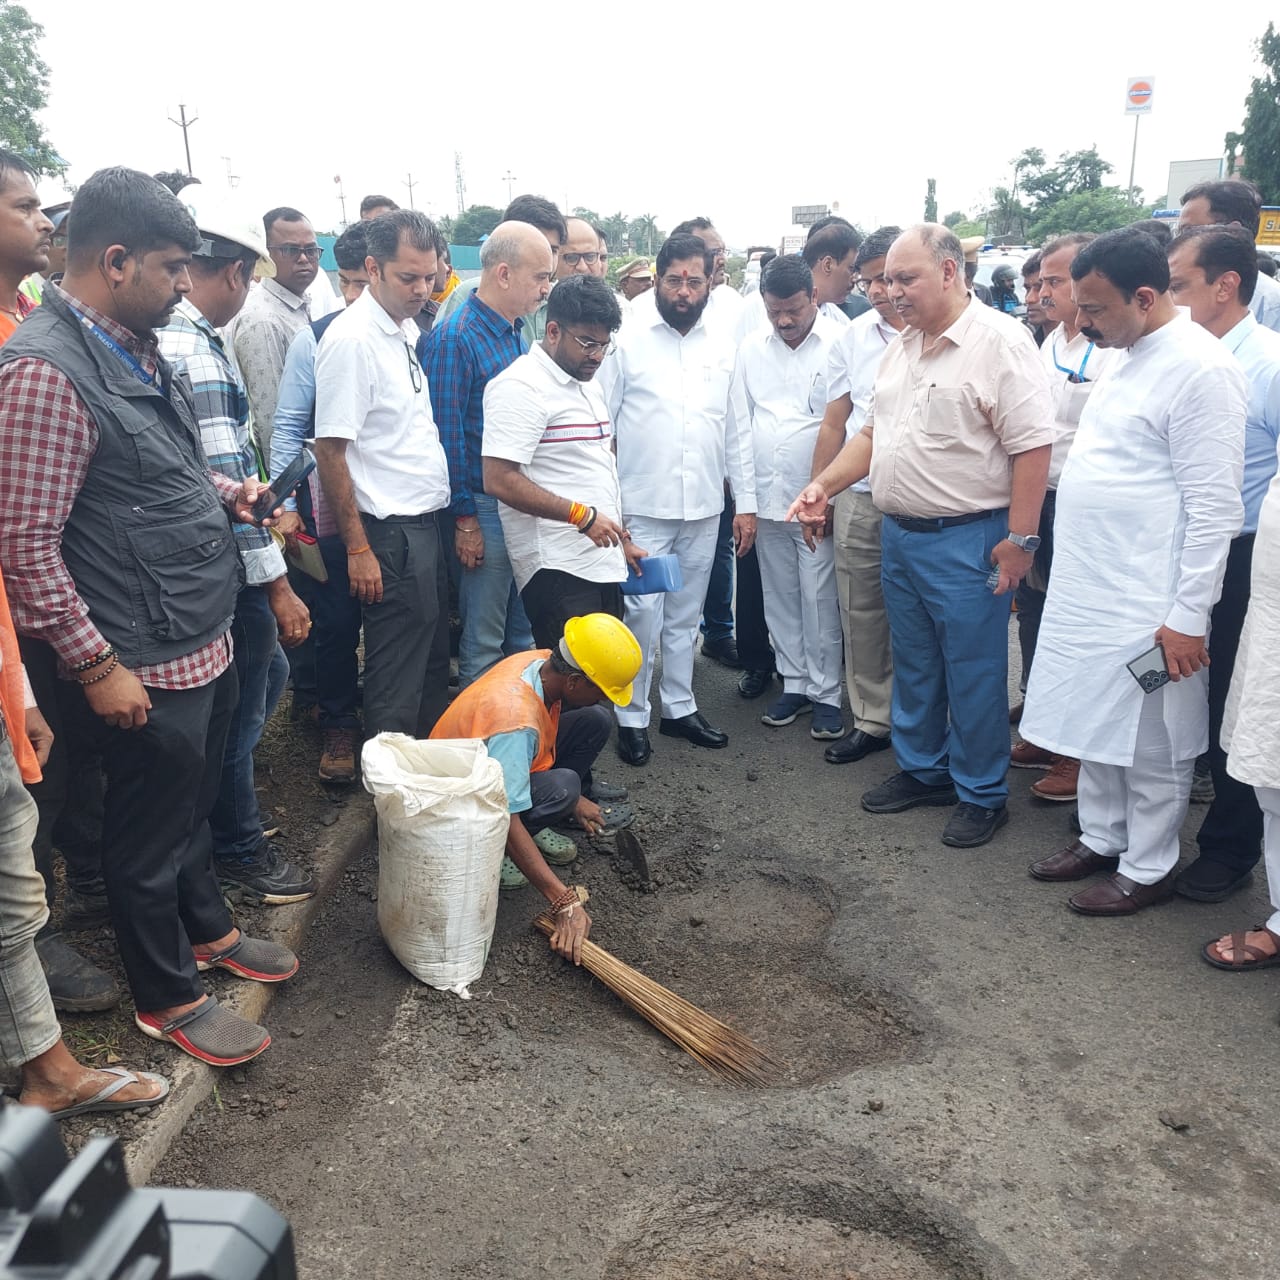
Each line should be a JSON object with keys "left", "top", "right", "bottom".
{"left": 532, "top": 889, "right": 781, "bottom": 1087}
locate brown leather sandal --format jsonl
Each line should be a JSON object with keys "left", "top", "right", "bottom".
{"left": 1200, "top": 925, "right": 1280, "bottom": 971}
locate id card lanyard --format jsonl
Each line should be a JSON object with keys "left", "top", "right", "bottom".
{"left": 68, "top": 305, "right": 163, "bottom": 393}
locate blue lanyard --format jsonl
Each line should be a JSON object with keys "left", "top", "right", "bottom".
{"left": 1052, "top": 336, "right": 1094, "bottom": 384}
{"left": 68, "top": 305, "right": 159, "bottom": 390}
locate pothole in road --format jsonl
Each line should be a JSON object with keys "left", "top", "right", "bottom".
{"left": 557, "top": 868, "right": 918, "bottom": 1087}
{"left": 602, "top": 1170, "right": 1002, "bottom": 1280}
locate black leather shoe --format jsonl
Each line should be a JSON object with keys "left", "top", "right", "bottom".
{"left": 737, "top": 668, "right": 774, "bottom": 699}
{"left": 616, "top": 727, "right": 652, "bottom": 766}
{"left": 659, "top": 712, "right": 728, "bottom": 749}
{"left": 701, "top": 637, "right": 744, "bottom": 669}
{"left": 36, "top": 929, "right": 121, "bottom": 1013}
{"left": 1174, "top": 855, "right": 1255, "bottom": 902}
{"left": 824, "top": 729, "right": 892, "bottom": 765}
{"left": 861, "top": 770, "right": 957, "bottom": 814}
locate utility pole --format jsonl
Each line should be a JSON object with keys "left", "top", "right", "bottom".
{"left": 454, "top": 152, "right": 466, "bottom": 214}
{"left": 404, "top": 173, "right": 417, "bottom": 210}
{"left": 167, "top": 104, "right": 198, "bottom": 176}
{"left": 220, "top": 156, "right": 239, "bottom": 189}
{"left": 334, "top": 174, "right": 347, "bottom": 225}
{"left": 503, "top": 170, "right": 517, "bottom": 203}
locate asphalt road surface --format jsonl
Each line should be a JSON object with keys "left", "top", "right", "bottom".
{"left": 155, "top": 634, "right": 1279, "bottom": 1280}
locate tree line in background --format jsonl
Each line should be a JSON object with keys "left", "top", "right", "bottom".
{"left": 4, "top": 2, "right": 1277, "bottom": 247}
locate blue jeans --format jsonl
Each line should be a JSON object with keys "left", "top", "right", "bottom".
{"left": 314, "top": 533, "right": 363, "bottom": 730}
{"left": 700, "top": 501, "right": 735, "bottom": 643}
{"left": 0, "top": 733, "right": 59, "bottom": 1069}
{"left": 880, "top": 513, "right": 1011, "bottom": 809}
{"left": 456, "top": 494, "right": 533, "bottom": 688}
{"left": 209, "top": 586, "right": 289, "bottom": 861}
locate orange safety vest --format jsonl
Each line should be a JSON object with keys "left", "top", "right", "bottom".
{"left": 0, "top": 567, "right": 41, "bottom": 784}
{"left": 430, "top": 650, "right": 560, "bottom": 773}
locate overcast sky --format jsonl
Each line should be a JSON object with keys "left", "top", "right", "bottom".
{"left": 21, "top": 1, "right": 1269, "bottom": 248}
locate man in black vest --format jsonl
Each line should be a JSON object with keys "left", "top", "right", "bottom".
{"left": 0, "top": 168, "right": 297, "bottom": 1067}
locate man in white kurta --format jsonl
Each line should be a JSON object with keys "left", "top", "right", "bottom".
{"left": 732, "top": 257, "right": 845, "bottom": 739}
{"left": 600, "top": 235, "right": 756, "bottom": 765}
{"left": 1022, "top": 227, "right": 1248, "bottom": 915}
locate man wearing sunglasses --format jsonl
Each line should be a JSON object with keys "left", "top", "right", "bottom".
{"left": 314, "top": 211, "right": 453, "bottom": 740}
{"left": 230, "top": 207, "right": 322, "bottom": 471}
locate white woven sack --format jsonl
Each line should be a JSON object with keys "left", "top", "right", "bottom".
{"left": 362, "top": 734, "right": 509, "bottom": 998}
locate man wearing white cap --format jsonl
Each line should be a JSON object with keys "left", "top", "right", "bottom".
{"left": 157, "top": 194, "right": 316, "bottom": 909}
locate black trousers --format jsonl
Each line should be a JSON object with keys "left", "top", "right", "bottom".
{"left": 735, "top": 544, "right": 774, "bottom": 670}
{"left": 361, "top": 512, "right": 451, "bottom": 739}
{"left": 1014, "top": 488, "right": 1057, "bottom": 693}
{"left": 1196, "top": 533, "right": 1263, "bottom": 871}
{"left": 17, "top": 637, "right": 105, "bottom": 910}
{"left": 83, "top": 667, "right": 239, "bottom": 1011}
{"left": 520, "top": 569, "right": 623, "bottom": 651}
{"left": 521, "top": 704, "right": 613, "bottom": 829}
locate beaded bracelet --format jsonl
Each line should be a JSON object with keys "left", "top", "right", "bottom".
{"left": 549, "top": 886, "right": 580, "bottom": 915}
{"left": 72, "top": 646, "right": 116, "bottom": 674}
{"left": 77, "top": 655, "right": 119, "bottom": 685}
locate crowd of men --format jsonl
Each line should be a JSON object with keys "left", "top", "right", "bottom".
{"left": 0, "top": 149, "right": 1278, "bottom": 1118}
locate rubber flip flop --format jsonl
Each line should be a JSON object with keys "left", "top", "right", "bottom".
{"left": 135, "top": 997, "right": 271, "bottom": 1067}
{"left": 500, "top": 856, "right": 530, "bottom": 887}
{"left": 532, "top": 828, "right": 579, "bottom": 866}
{"left": 194, "top": 934, "right": 299, "bottom": 983}
{"left": 49, "top": 1067, "right": 170, "bottom": 1120}
{"left": 565, "top": 802, "right": 635, "bottom": 834}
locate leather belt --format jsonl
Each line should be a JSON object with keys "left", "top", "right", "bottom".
{"left": 888, "top": 510, "right": 999, "bottom": 534}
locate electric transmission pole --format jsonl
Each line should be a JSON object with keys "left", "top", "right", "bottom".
{"left": 503, "top": 170, "right": 517, "bottom": 203}
{"left": 404, "top": 174, "right": 417, "bottom": 210}
{"left": 167, "top": 104, "right": 199, "bottom": 175}
{"left": 455, "top": 152, "right": 467, "bottom": 214}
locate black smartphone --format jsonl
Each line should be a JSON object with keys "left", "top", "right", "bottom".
{"left": 252, "top": 447, "right": 316, "bottom": 523}
{"left": 1126, "top": 643, "right": 1171, "bottom": 695}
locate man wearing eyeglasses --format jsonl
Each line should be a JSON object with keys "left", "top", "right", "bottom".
{"left": 558, "top": 218, "right": 602, "bottom": 280}
{"left": 483, "top": 275, "right": 645, "bottom": 652}
{"left": 230, "top": 207, "right": 322, "bottom": 471}
{"left": 314, "top": 211, "right": 453, "bottom": 739}
{"left": 1008, "top": 233, "right": 1120, "bottom": 806}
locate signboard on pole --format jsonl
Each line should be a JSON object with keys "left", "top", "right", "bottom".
{"left": 791, "top": 204, "right": 828, "bottom": 228}
{"left": 1125, "top": 77, "right": 1154, "bottom": 114}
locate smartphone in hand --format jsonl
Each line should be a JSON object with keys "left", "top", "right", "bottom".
{"left": 1127, "top": 644, "right": 1171, "bottom": 695}
{"left": 251, "top": 447, "right": 316, "bottom": 523}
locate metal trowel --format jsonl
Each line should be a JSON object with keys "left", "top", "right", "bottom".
{"left": 615, "top": 828, "right": 650, "bottom": 881}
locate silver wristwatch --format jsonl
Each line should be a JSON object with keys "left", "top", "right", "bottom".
{"left": 1007, "top": 532, "right": 1041, "bottom": 551}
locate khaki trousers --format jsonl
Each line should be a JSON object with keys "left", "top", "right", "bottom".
{"left": 833, "top": 488, "right": 893, "bottom": 737}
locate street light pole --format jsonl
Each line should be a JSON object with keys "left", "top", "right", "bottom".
{"left": 405, "top": 173, "right": 417, "bottom": 210}
{"left": 503, "top": 170, "right": 517, "bottom": 203}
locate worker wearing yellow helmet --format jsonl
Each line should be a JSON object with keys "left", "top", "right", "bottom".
{"left": 430, "top": 614, "right": 642, "bottom": 963}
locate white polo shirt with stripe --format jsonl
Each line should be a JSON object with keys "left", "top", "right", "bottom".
{"left": 482, "top": 341, "right": 626, "bottom": 591}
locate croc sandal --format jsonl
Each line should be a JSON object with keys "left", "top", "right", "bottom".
{"left": 584, "top": 777, "right": 629, "bottom": 803}
{"left": 194, "top": 933, "right": 299, "bottom": 983}
{"left": 500, "top": 856, "right": 530, "bottom": 888}
{"left": 135, "top": 997, "right": 271, "bottom": 1067}
{"left": 565, "top": 802, "right": 635, "bottom": 834}
{"left": 49, "top": 1066, "right": 170, "bottom": 1120}
{"left": 1201, "top": 925, "right": 1280, "bottom": 971}
{"left": 532, "top": 827, "right": 579, "bottom": 866}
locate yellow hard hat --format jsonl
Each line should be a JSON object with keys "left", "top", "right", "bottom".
{"left": 561, "top": 614, "right": 642, "bottom": 706}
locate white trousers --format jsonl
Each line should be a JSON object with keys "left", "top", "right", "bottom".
{"left": 617, "top": 513, "right": 720, "bottom": 728}
{"left": 756, "top": 517, "right": 843, "bottom": 707}
{"left": 1077, "top": 690, "right": 1194, "bottom": 884}
{"left": 1255, "top": 786, "right": 1280, "bottom": 936}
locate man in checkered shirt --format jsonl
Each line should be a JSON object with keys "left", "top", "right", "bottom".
{"left": 157, "top": 191, "right": 316, "bottom": 910}
{"left": 0, "top": 168, "right": 297, "bottom": 1068}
